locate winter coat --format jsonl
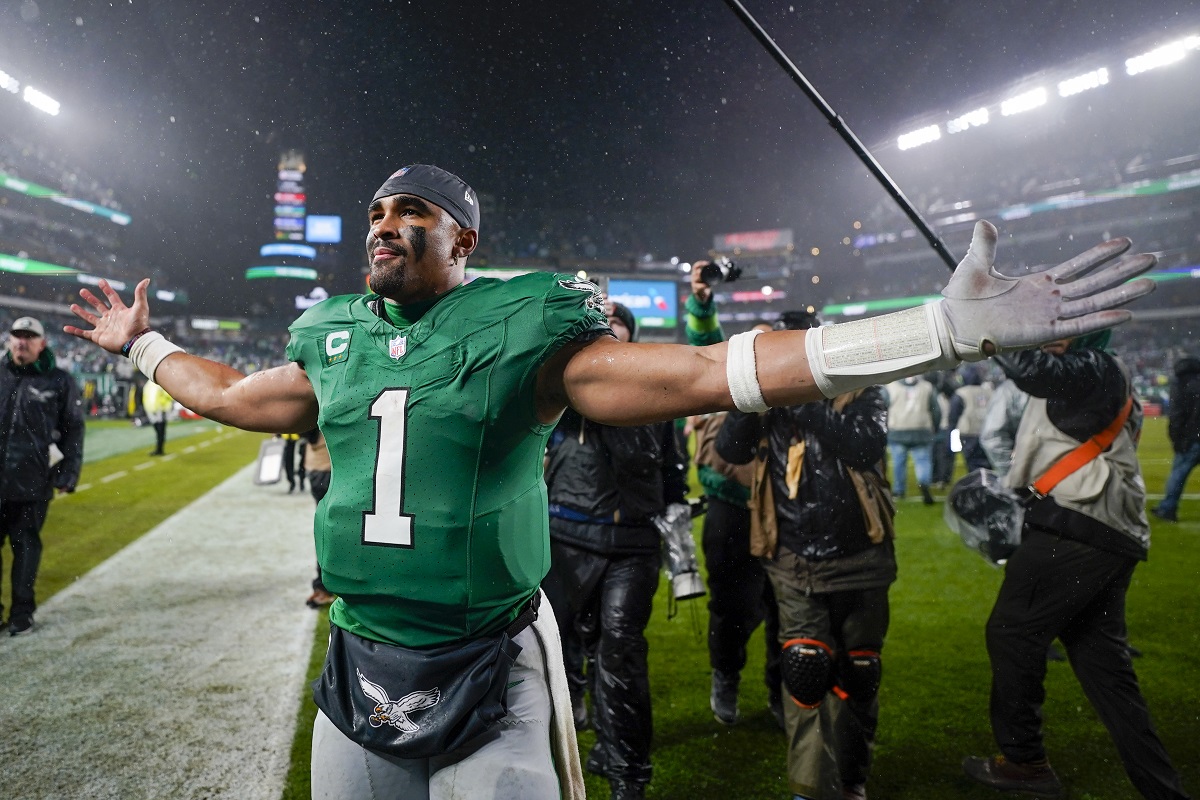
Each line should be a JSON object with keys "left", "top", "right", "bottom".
{"left": 884, "top": 377, "right": 940, "bottom": 446}
{"left": 142, "top": 380, "right": 174, "bottom": 423}
{"left": 715, "top": 386, "right": 889, "bottom": 562}
{"left": 979, "top": 378, "right": 1030, "bottom": 476}
{"left": 999, "top": 347, "right": 1148, "bottom": 560}
{"left": 0, "top": 347, "right": 85, "bottom": 500}
{"left": 1167, "top": 357, "right": 1200, "bottom": 451}
{"left": 950, "top": 384, "right": 992, "bottom": 437}
{"left": 545, "top": 410, "right": 687, "bottom": 555}
{"left": 691, "top": 411, "right": 753, "bottom": 507}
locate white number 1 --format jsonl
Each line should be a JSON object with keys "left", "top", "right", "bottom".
{"left": 362, "top": 388, "right": 415, "bottom": 547}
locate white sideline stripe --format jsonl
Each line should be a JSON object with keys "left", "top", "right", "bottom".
{"left": 57, "top": 430, "right": 229, "bottom": 497}
{"left": 182, "top": 445, "right": 197, "bottom": 454}
{"left": 0, "top": 462, "right": 318, "bottom": 800}
{"left": 905, "top": 492, "right": 1200, "bottom": 502}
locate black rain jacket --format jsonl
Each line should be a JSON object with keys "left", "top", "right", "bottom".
{"left": 1, "top": 347, "right": 85, "bottom": 501}
{"left": 715, "top": 386, "right": 889, "bottom": 561}
{"left": 544, "top": 410, "right": 687, "bottom": 555}
{"left": 1167, "top": 356, "right": 1200, "bottom": 451}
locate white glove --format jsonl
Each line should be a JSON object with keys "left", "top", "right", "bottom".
{"left": 936, "top": 220, "right": 1156, "bottom": 361}
{"left": 806, "top": 220, "right": 1157, "bottom": 398}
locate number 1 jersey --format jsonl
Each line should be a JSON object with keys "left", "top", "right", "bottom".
{"left": 286, "top": 273, "right": 607, "bottom": 648}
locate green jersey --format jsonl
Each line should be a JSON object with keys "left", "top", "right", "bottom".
{"left": 286, "top": 272, "right": 607, "bottom": 647}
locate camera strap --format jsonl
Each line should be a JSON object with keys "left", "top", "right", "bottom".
{"left": 1028, "top": 396, "right": 1132, "bottom": 499}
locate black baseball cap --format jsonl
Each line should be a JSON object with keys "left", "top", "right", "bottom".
{"left": 372, "top": 164, "right": 480, "bottom": 231}
{"left": 607, "top": 301, "right": 638, "bottom": 342}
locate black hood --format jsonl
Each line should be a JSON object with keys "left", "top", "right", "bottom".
{"left": 1175, "top": 357, "right": 1200, "bottom": 379}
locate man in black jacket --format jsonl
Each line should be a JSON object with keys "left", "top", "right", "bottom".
{"left": 716, "top": 376, "right": 893, "bottom": 800}
{"left": 541, "top": 302, "right": 688, "bottom": 800}
{"left": 1151, "top": 355, "right": 1200, "bottom": 522}
{"left": 963, "top": 332, "right": 1190, "bottom": 800}
{"left": 0, "top": 317, "right": 84, "bottom": 635}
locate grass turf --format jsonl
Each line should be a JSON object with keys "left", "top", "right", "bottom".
{"left": 19, "top": 417, "right": 1200, "bottom": 799}
{"left": 282, "top": 415, "right": 1200, "bottom": 799}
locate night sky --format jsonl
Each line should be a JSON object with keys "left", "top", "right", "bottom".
{"left": 2, "top": 0, "right": 1198, "bottom": 312}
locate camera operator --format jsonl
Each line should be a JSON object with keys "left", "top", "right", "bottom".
{"left": 715, "top": 305, "right": 895, "bottom": 800}
{"left": 684, "top": 261, "right": 784, "bottom": 728}
{"left": 541, "top": 301, "right": 689, "bottom": 800}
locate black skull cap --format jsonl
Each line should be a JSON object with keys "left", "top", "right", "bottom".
{"left": 372, "top": 164, "right": 480, "bottom": 231}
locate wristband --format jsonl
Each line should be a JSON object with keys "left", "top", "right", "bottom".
{"left": 120, "top": 328, "right": 154, "bottom": 357}
{"left": 127, "top": 331, "right": 186, "bottom": 382}
{"left": 726, "top": 330, "right": 768, "bottom": 412}
{"left": 805, "top": 302, "right": 960, "bottom": 398}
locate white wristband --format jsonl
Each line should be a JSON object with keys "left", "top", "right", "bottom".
{"left": 726, "top": 330, "right": 769, "bottom": 412}
{"left": 128, "top": 331, "right": 185, "bottom": 381}
{"left": 805, "top": 302, "right": 961, "bottom": 398}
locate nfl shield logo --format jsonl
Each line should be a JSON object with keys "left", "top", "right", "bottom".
{"left": 389, "top": 335, "right": 407, "bottom": 360}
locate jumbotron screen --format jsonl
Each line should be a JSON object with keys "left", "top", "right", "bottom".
{"left": 606, "top": 279, "right": 678, "bottom": 329}
{"left": 306, "top": 215, "right": 342, "bottom": 243}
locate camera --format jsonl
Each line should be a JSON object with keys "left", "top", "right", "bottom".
{"left": 699, "top": 256, "right": 742, "bottom": 286}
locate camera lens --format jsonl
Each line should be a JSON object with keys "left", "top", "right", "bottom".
{"left": 699, "top": 262, "right": 723, "bottom": 285}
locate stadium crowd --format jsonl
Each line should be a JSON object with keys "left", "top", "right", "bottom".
{"left": 0, "top": 313, "right": 291, "bottom": 416}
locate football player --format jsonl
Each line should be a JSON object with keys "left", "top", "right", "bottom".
{"left": 66, "top": 163, "right": 1155, "bottom": 800}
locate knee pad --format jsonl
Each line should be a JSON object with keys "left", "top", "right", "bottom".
{"left": 781, "top": 638, "right": 835, "bottom": 708}
{"left": 838, "top": 649, "right": 882, "bottom": 702}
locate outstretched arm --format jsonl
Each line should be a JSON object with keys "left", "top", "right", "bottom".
{"left": 66, "top": 279, "right": 318, "bottom": 433}
{"left": 538, "top": 221, "right": 1156, "bottom": 426}
{"left": 536, "top": 330, "right": 822, "bottom": 425}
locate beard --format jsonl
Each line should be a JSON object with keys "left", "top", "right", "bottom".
{"left": 366, "top": 226, "right": 428, "bottom": 299}
{"left": 368, "top": 259, "right": 409, "bottom": 298}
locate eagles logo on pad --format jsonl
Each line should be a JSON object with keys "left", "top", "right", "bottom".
{"left": 557, "top": 278, "right": 605, "bottom": 312}
{"left": 358, "top": 669, "right": 441, "bottom": 733}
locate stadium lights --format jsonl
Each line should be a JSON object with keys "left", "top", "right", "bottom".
{"left": 897, "top": 124, "right": 941, "bottom": 151}
{"left": 1125, "top": 37, "right": 1198, "bottom": 75}
{"left": 947, "top": 107, "right": 989, "bottom": 134}
{"left": 77, "top": 274, "right": 127, "bottom": 291}
{"left": 890, "top": 34, "right": 1198, "bottom": 148}
{"left": 22, "top": 85, "right": 59, "bottom": 116}
{"left": 1000, "top": 87, "right": 1047, "bottom": 116}
{"left": 260, "top": 243, "right": 317, "bottom": 259}
{"left": 1058, "top": 67, "right": 1109, "bottom": 97}
{"left": 0, "top": 69, "right": 18, "bottom": 93}
{"left": 0, "top": 253, "right": 80, "bottom": 276}
{"left": 245, "top": 265, "right": 319, "bottom": 280}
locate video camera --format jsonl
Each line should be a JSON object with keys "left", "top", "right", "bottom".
{"left": 699, "top": 256, "right": 742, "bottom": 286}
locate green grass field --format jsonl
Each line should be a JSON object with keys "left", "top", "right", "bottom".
{"left": 26, "top": 416, "right": 1200, "bottom": 799}
{"left": 8, "top": 420, "right": 263, "bottom": 612}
